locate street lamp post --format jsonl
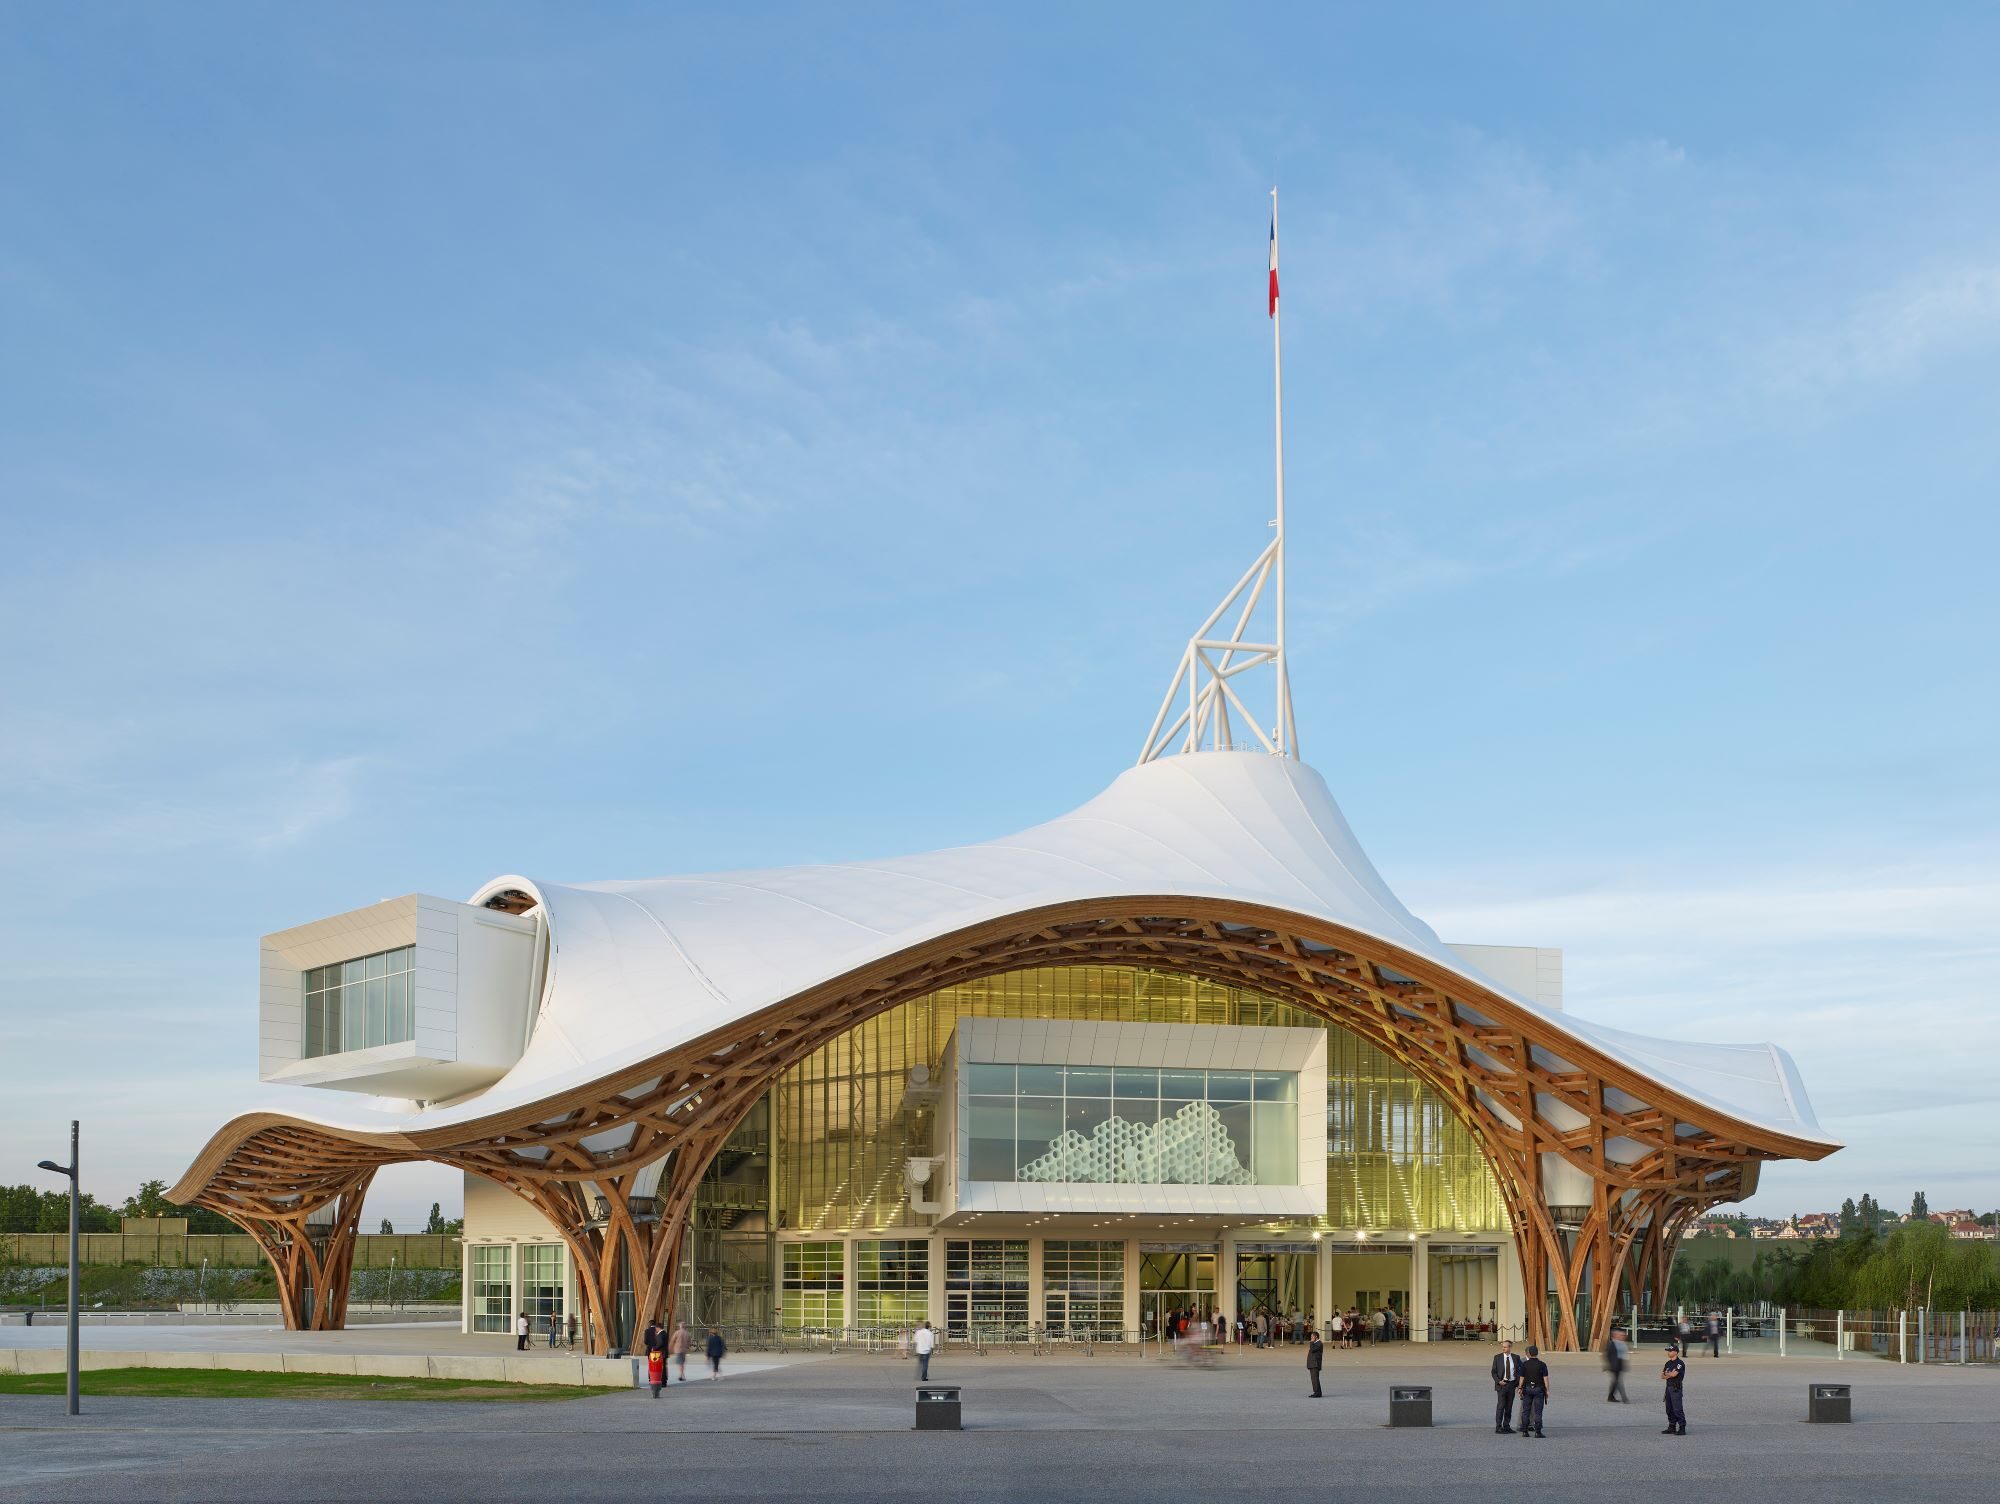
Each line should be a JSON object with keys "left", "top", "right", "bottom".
{"left": 35, "top": 1120, "right": 81, "bottom": 1417}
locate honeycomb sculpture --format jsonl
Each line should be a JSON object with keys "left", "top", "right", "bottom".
{"left": 1017, "top": 1100, "right": 1254, "bottom": 1184}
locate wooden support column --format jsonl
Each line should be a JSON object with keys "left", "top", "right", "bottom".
{"left": 222, "top": 1168, "right": 375, "bottom": 1331}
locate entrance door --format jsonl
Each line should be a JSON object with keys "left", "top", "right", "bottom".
{"left": 1139, "top": 1246, "right": 1215, "bottom": 1339}
{"left": 1043, "top": 1290, "right": 1070, "bottom": 1336}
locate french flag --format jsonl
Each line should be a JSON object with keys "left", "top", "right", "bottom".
{"left": 1268, "top": 214, "right": 1279, "bottom": 318}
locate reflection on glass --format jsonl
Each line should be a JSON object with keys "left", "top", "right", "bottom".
{"left": 302, "top": 946, "right": 417, "bottom": 1059}
{"left": 1207, "top": 1071, "right": 1253, "bottom": 1100}
{"left": 1112, "top": 1068, "right": 1159, "bottom": 1099}
{"left": 1017, "top": 1064, "right": 1064, "bottom": 1095}
{"left": 967, "top": 1064, "right": 1015, "bottom": 1094}
{"left": 1253, "top": 1072, "right": 1296, "bottom": 1101}
{"left": 974, "top": 1063, "right": 1295, "bottom": 1186}
{"left": 969, "top": 1097, "right": 1015, "bottom": 1180}
{"left": 1065, "top": 1068, "right": 1111, "bottom": 1097}
{"left": 1253, "top": 1101, "right": 1296, "bottom": 1182}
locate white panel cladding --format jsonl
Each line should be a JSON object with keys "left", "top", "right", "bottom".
{"left": 258, "top": 894, "right": 538, "bottom": 1098}
{"left": 463, "top": 1169, "right": 564, "bottom": 1242}
{"left": 258, "top": 941, "right": 303, "bottom": 1078}
{"left": 413, "top": 895, "right": 460, "bottom": 1058}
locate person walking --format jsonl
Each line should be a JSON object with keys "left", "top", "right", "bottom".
{"left": 1306, "top": 1327, "right": 1324, "bottom": 1397}
{"left": 1491, "top": 1339, "right": 1522, "bottom": 1434}
{"left": 914, "top": 1320, "right": 936, "bottom": 1382}
{"left": 1661, "top": 1341, "right": 1688, "bottom": 1435}
{"left": 547, "top": 1311, "right": 560, "bottom": 1349}
{"left": 515, "top": 1311, "right": 529, "bottom": 1352}
{"left": 643, "top": 1319, "right": 667, "bottom": 1397}
{"left": 670, "top": 1320, "right": 690, "bottom": 1382}
{"left": 1604, "top": 1326, "right": 1630, "bottom": 1403}
{"left": 1705, "top": 1311, "right": 1721, "bottom": 1358}
{"left": 1517, "top": 1343, "right": 1551, "bottom": 1438}
{"left": 705, "top": 1326, "right": 727, "bottom": 1381}
{"left": 566, "top": 1312, "right": 578, "bottom": 1349}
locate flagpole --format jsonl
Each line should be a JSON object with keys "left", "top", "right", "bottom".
{"left": 1271, "top": 186, "right": 1292, "bottom": 757}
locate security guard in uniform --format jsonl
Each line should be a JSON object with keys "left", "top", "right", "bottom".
{"left": 1661, "top": 1340, "right": 1688, "bottom": 1434}
{"left": 1517, "top": 1343, "right": 1551, "bottom": 1438}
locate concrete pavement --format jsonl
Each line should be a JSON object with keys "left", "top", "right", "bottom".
{"left": 2, "top": 1345, "right": 1994, "bottom": 1502}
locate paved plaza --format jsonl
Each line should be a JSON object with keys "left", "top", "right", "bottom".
{"left": 2, "top": 1340, "right": 1995, "bottom": 1502}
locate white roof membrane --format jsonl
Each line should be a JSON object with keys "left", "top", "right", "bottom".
{"left": 282, "top": 750, "right": 1834, "bottom": 1150}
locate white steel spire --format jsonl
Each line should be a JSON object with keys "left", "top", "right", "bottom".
{"left": 1138, "top": 190, "right": 1299, "bottom": 764}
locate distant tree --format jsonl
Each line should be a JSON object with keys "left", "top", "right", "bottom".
{"left": 1838, "top": 1198, "right": 1859, "bottom": 1237}
{"left": 1858, "top": 1193, "right": 1883, "bottom": 1234}
{"left": 121, "top": 1180, "right": 175, "bottom": 1219}
{"left": 1910, "top": 1190, "right": 1930, "bottom": 1221}
{"left": 379, "top": 1218, "right": 395, "bottom": 1235}
{"left": 1980, "top": 1212, "right": 1999, "bottom": 1229}
{"left": 115, "top": 1179, "right": 237, "bottom": 1234}
{"left": 441, "top": 1217, "right": 464, "bottom": 1235}
{"left": 0, "top": 1184, "right": 119, "bottom": 1234}
{"left": 425, "top": 1202, "right": 447, "bottom": 1235}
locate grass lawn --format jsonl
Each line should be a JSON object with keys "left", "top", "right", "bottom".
{"left": 0, "top": 1368, "right": 621, "bottom": 1403}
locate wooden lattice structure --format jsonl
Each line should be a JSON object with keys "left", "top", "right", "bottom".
{"left": 172, "top": 899, "right": 1834, "bottom": 1354}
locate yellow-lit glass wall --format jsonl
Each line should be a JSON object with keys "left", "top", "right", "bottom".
{"left": 772, "top": 966, "right": 1506, "bottom": 1235}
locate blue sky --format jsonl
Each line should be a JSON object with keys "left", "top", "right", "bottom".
{"left": 3, "top": 4, "right": 1997, "bottom": 1229}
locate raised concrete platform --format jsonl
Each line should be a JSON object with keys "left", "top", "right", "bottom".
{"left": 0, "top": 1321, "right": 822, "bottom": 1387}
{"left": 0, "top": 1346, "right": 632, "bottom": 1387}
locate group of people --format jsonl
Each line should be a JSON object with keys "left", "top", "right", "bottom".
{"left": 639, "top": 1319, "right": 728, "bottom": 1396}
{"left": 1151, "top": 1305, "right": 1404, "bottom": 1348}
{"left": 514, "top": 1311, "right": 576, "bottom": 1350}
{"left": 1489, "top": 1332, "right": 1690, "bottom": 1437}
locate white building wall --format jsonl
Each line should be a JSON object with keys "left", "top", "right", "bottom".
{"left": 463, "top": 1171, "right": 564, "bottom": 1241}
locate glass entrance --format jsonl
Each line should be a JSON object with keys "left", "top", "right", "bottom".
{"left": 1139, "top": 1245, "right": 1215, "bottom": 1339}
{"left": 1236, "top": 1247, "right": 1317, "bottom": 1328}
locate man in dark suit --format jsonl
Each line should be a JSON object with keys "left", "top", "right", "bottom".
{"left": 1306, "top": 1327, "right": 1324, "bottom": 1397}
{"left": 1491, "top": 1339, "right": 1522, "bottom": 1433}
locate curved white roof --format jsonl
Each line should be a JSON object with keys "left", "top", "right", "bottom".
{"left": 295, "top": 750, "right": 1834, "bottom": 1149}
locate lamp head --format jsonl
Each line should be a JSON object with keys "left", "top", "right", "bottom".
{"left": 36, "top": 1160, "right": 69, "bottom": 1176}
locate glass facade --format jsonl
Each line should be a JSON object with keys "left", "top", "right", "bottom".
{"left": 521, "top": 1244, "right": 564, "bottom": 1334}
{"left": 944, "top": 1239, "right": 1028, "bottom": 1335}
{"left": 781, "top": 1241, "right": 843, "bottom": 1330}
{"left": 302, "top": 945, "right": 416, "bottom": 1058}
{"left": 681, "top": 1098, "right": 772, "bottom": 1328}
{"left": 470, "top": 1245, "right": 512, "bottom": 1333}
{"left": 771, "top": 965, "right": 1505, "bottom": 1235}
{"left": 855, "top": 1239, "right": 929, "bottom": 1326}
{"left": 968, "top": 1064, "right": 1296, "bottom": 1185}
{"left": 1042, "top": 1240, "right": 1124, "bottom": 1336}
